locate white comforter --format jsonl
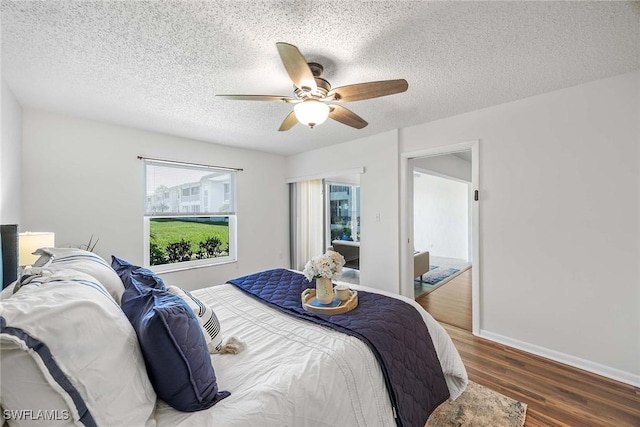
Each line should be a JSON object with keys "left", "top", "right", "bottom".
{"left": 154, "top": 282, "right": 467, "bottom": 427}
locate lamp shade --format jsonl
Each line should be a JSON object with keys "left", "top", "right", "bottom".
{"left": 294, "top": 99, "right": 330, "bottom": 128}
{"left": 19, "top": 232, "right": 55, "bottom": 266}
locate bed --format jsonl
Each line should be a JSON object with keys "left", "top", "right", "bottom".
{"left": 0, "top": 249, "right": 467, "bottom": 427}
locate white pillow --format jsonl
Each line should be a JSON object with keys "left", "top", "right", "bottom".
{"left": 167, "top": 285, "right": 224, "bottom": 353}
{"left": 32, "top": 248, "right": 125, "bottom": 304}
{"left": 0, "top": 269, "right": 156, "bottom": 427}
{"left": 0, "top": 345, "right": 74, "bottom": 426}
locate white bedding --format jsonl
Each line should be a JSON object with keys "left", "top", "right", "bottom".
{"left": 154, "top": 282, "right": 467, "bottom": 427}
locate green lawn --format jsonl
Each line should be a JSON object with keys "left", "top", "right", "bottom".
{"left": 150, "top": 218, "right": 229, "bottom": 253}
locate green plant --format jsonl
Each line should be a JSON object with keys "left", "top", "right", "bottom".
{"left": 149, "top": 241, "right": 166, "bottom": 266}
{"left": 165, "top": 239, "right": 193, "bottom": 263}
{"left": 337, "top": 227, "right": 352, "bottom": 241}
{"left": 198, "top": 236, "right": 222, "bottom": 258}
{"left": 80, "top": 235, "right": 99, "bottom": 252}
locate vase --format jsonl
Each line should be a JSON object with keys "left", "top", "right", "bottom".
{"left": 315, "top": 277, "right": 334, "bottom": 304}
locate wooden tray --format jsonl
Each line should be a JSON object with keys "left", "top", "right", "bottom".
{"left": 301, "top": 288, "right": 358, "bottom": 315}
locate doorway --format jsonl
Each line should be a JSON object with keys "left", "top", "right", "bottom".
{"left": 412, "top": 161, "right": 471, "bottom": 294}
{"left": 400, "top": 140, "right": 480, "bottom": 334}
{"left": 412, "top": 152, "right": 473, "bottom": 330}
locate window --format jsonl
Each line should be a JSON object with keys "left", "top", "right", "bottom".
{"left": 326, "top": 182, "right": 360, "bottom": 242}
{"left": 144, "top": 159, "right": 237, "bottom": 270}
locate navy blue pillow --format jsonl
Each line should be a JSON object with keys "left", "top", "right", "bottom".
{"left": 111, "top": 256, "right": 166, "bottom": 290}
{"left": 114, "top": 257, "right": 230, "bottom": 411}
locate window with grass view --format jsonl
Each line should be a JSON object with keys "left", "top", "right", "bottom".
{"left": 144, "top": 159, "right": 237, "bottom": 268}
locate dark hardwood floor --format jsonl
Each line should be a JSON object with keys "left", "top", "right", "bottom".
{"left": 416, "top": 269, "right": 640, "bottom": 426}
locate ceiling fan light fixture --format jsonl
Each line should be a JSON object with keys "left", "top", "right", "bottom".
{"left": 217, "top": 42, "right": 407, "bottom": 131}
{"left": 294, "top": 99, "right": 330, "bottom": 128}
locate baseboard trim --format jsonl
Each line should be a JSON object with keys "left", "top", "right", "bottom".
{"left": 479, "top": 329, "right": 640, "bottom": 388}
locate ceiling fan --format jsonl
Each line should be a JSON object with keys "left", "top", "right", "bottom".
{"left": 216, "top": 42, "right": 409, "bottom": 131}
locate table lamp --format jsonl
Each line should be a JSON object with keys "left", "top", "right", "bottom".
{"left": 19, "top": 232, "right": 55, "bottom": 267}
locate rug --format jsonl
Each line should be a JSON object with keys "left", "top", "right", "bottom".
{"left": 421, "top": 265, "right": 460, "bottom": 285}
{"left": 425, "top": 381, "right": 527, "bottom": 427}
{"left": 414, "top": 264, "right": 464, "bottom": 296}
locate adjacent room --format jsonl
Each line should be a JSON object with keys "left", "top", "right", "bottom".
{"left": 412, "top": 151, "right": 474, "bottom": 331}
{"left": 412, "top": 152, "right": 472, "bottom": 293}
{"left": 1, "top": 2, "right": 639, "bottom": 426}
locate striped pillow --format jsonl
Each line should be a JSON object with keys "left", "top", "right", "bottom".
{"left": 32, "top": 248, "right": 125, "bottom": 304}
{"left": 167, "top": 286, "right": 224, "bottom": 353}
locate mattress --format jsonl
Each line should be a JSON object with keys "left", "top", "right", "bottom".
{"left": 154, "top": 281, "right": 467, "bottom": 427}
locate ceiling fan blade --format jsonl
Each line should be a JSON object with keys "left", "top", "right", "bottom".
{"left": 216, "top": 94, "right": 297, "bottom": 103}
{"left": 276, "top": 42, "right": 317, "bottom": 92}
{"left": 328, "top": 79, "right": 408, "bottom": 102}
{"left": 329, "top": 105, "right": 368, "bottom": 129}
{"left": 278, "top": 111, "right": 298, "bottom": 131}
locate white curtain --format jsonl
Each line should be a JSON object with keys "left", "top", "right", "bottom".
{"left": 290, "top": 179, "right": 324, "bottom": 271}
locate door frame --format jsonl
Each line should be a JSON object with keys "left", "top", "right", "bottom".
{"left": 399, "top": 139, "right": 480, "bottom": 335}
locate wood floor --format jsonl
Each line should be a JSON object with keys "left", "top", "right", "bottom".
{"left": 415, "top": 268, "right": 472, "bottom": 331}
{"left": 416, "top": 269, "right": 640, "bottom": 426}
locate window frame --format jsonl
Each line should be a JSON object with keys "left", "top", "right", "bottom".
{"left": 143, "top": 160, "right": 238, "bottom": 272}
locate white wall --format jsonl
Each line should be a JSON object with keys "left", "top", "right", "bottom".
{"left": 286, "top": 130, "right": 399, "bottom": 294}
{"left": 412, "top": 153, "right": 472, "bottom": 183}
{"left": 413, "top": 172, "right": 469, "bottom": 260}
{"left": 21, "top": 110, "right": 289, "bottom": 290}
{"left": 400, "top": 70, "right": 640, "bottom": 383}
{"left": 1, "top": 79, "right": 22, "bottom": 224}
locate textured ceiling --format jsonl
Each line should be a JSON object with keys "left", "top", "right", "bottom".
{"left": 2, "top": 1, "right": 639, "bottom": 155}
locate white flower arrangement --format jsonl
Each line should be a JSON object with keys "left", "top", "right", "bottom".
{"left": 303, "top": 250, "right": 346, "bottom": 281}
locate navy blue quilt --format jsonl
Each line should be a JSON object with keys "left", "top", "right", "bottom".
{"left": 228, "top": 268, "right": 449, "bottom": 427}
